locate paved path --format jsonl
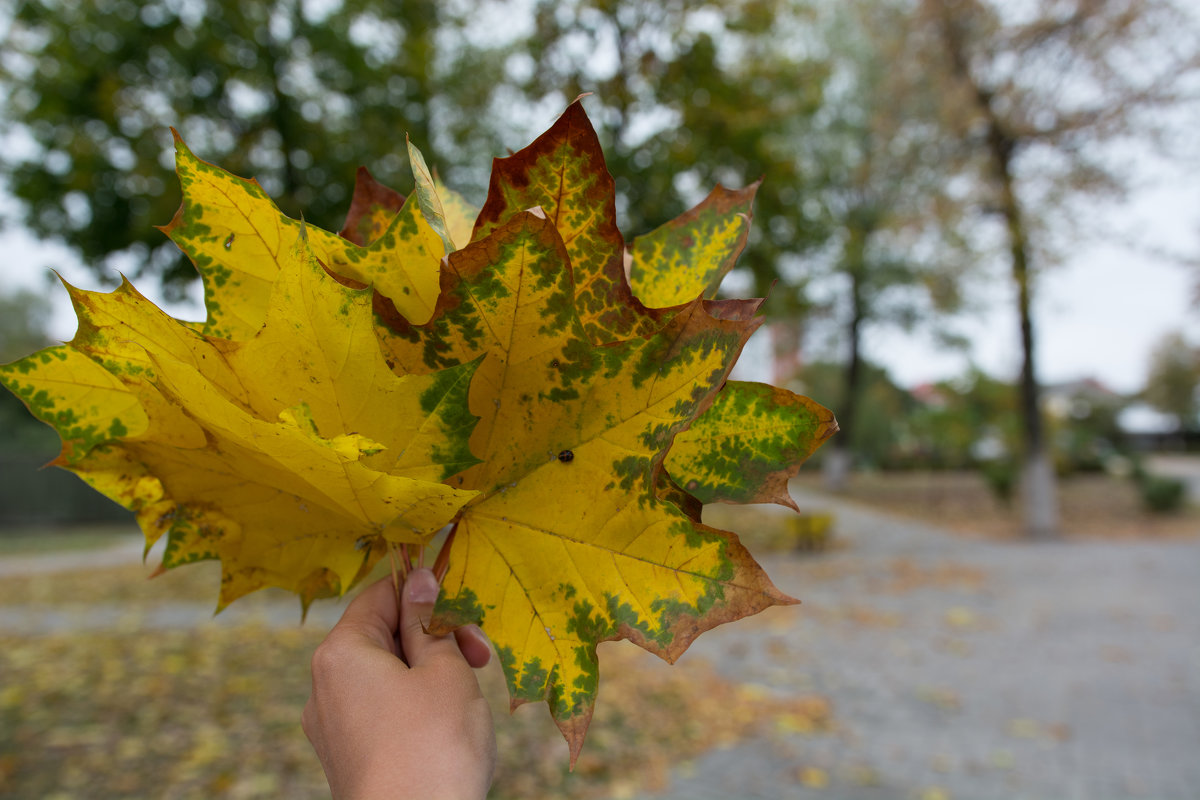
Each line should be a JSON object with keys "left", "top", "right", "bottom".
{"left": 637, "top": 487, "right": 1200, "bottom": 800}
{"left": 0, "top": 536, "right": 146, "bottom": 577}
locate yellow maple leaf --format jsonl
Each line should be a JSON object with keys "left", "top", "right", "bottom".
{"left": 1, "top": 236, "right": 479, "bottom": 611}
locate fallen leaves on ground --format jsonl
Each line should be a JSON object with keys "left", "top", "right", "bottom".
{"left": 0, "top": 564, "right": 836, "bottom": 800}
{"left": 0, "top": 625, "right": 328, "bottom": 799}
{"left": 872, "top": 559, "right": 988, "bottom": 594}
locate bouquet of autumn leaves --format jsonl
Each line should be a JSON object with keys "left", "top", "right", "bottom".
{"left": 0, "top": 100, "right": 836, "bottom": 762}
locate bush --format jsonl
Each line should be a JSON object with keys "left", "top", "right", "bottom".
{"left": 1138, "top": 473, "right": 1187, "bottom": 513}
{"left": 979, "top": 460, "right": 1017, "bottom": 506}
{"left": 787, "top": 512, "right": 835, "bottom": 552}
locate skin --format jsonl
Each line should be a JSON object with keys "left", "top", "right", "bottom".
{"left": 303, "top": 570, "right": 497, "bottom": 800}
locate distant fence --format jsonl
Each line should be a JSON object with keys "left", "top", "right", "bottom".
{"left": 0, "top": 452, "right": 131, "bottom": 527}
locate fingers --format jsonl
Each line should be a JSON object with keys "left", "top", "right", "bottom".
{"left": 329, "top": 577, "right": 401, "bottom": 653}
{"left": 454, "top": 625, "right": 492, "bottom": 669}
{"left": 329, "top": 570, "right": 491, "bottom": 668}
{"left": 399, "top": 568, "right": 465, "bottom": 667}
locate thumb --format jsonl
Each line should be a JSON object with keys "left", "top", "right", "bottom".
{"left": 399, "top": 568, "right": 462, "bottom": 667}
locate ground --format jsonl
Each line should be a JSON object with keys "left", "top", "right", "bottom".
{"left": 1, "top": 471, "right": 1197, "bottom": 799}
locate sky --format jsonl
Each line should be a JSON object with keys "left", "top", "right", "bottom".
{"left": 868, "top": 175, "right": 1199, "bottom": 394}
{"left": 1, "top": 165, "right": 1197, "bottom": 396}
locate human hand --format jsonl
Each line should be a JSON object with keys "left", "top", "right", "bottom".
{"left": 302, "top": 570, "right": 496, "bottom": 800}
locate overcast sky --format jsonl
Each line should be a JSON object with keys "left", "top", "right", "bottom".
{"left": 868, "top": 174, "right": 1198, "bottom": 394}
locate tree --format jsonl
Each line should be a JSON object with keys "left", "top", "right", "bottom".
{"left": 0, "top": 0, "right": 505, "bottom": 295}
{"left": 905, "top": 368, "right": 1021, "bottom": 469}
{"left": 914, "top": 0, "right": 1200, "bottom": 538}
{"left": 797, "top": 358, "right": 916, "bottom": 469}
{"left": 0, "top": 288, "right": 51, "bottom": 363}
{"left": 1143, "top": 331, "right": 1200, "bottom": 429}
{"left": 0, "top": 288, "right": 57, "bottom": 450}
{"left": 799, "top": 0, "right": 974, "bottom": 489}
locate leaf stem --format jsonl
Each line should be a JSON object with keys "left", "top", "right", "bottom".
{"left": 432, "top": 523, "right": 457, "bottom": 583}
{"left": 387, "top": 541, "right": 405, "bottom": 614}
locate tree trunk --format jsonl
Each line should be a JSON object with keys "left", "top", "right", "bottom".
{"left": 990, "top": 125, "right": 1059, "bottom": 539}
{"left": 932, "top": 0, "right": 1059, "bottom": 539}
{"left": 824, "top": 234, "right": 867, "bottom": 492}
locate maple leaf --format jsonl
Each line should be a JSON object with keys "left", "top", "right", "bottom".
{"left": 0, "top": 235, "right": 479, "bottom": 611}
{"left": 160, "top": 133, "right": 447, "bottom": 338}
{"left": 1, "top": 98, "right": 835, "bottom": 764}
{"left": 369, "top": 101, "right": 835, "bottom": 762}
{"left": 628, "top": 181, "right": 760, "bottom": 308}
{"left": 470, "top": 101, "right": 665, "bottom": 345}
{"left": 338, "top": 166, "right": 407, "bottom": 246}
{"left": 667, "top": 381, "right": 839, "bottom": 509}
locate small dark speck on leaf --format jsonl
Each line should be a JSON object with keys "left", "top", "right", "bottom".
{"left": 557, "top": 450, "right": 574, "bottom": 463}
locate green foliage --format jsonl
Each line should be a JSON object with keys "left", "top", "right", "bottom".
{"left": 1142, "top": 331, "right": 1200, "bottom": 431}
{"left": 797, "top": 359, "right": 913, "bottom": 469}
{"left": 1130, "top": 461, "right": 1188, "bottom": 514}
{"left": 1137, "top": 473, "right": 1187, "bottom": 514}
{"left": 904, "top": 370, "right": 1020, "bottom": 470}
{"left": 0, "top": 0, "right": 504, "bottom": 293}
{"left": 980, "top": 460, "right": 1017, "bottom": 506}
{"left": 0, "top": 289, "right": 57, "bottom": 451}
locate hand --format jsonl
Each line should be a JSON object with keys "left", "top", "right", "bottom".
{"left": 303, "top": 570, "right": 496, "bottom": 800}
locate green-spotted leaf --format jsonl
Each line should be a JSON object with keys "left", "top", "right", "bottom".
{"left": 629, "top": 182, "right": 760, "bottom": 307}
{"left": 339, "top": 166, "right": 406, "bottom": 246}
{"left": 375, "top": 208, "right": 794, "bottom": 763}
{"left": 161, "top": 134, "right": 442, "bottom": 334}
{"left": 668, "top": 381, "right": 839, "bottom": 509}
{"left": 472, "top": 100, "right": 665, "bottom": 344}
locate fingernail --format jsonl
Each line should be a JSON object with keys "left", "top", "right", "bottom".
{"left": 405, "top": 568, "right": 439, "bottom": 605}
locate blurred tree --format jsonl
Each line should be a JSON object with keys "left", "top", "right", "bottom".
{"left": 913, "top": 0, "right": 1200, "bottom": 538}
{"left": 0, "top": 288, "right": 58, "bottom": 450}
{"left": 0, "top": 0, "right": 506, "bottom": 297}
{"left": 0, "top": 288, "right": 51, "bottom": 363}
{"left": 800, "top": 0, "right": 974, "bottom": 489}
{"left": 796, "top": 359, "right": 915, "bottom": 470}
{"left": 905, "top": 368, "right": 1021, "bottom": 469}
{"left": 1142, "top": 331, "right": 1200, "bottom": 430}
{"left": 516, "top": 0, "right": 830, "bottom": 312}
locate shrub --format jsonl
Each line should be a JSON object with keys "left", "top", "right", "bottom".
{"left": 1138, "top": 473, "right": 1187, "bottom": 513}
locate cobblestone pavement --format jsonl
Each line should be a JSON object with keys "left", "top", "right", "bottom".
{"left": 636, "top": 487, "right": 1200, "bottom": 800}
